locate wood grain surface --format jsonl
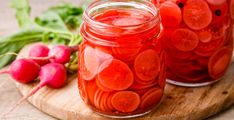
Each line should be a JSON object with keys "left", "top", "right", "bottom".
{"left": 1, "top": 0, "right": 234, "bottom": 120}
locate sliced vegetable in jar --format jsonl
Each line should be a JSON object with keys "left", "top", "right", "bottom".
{"left": 134, "top": 49, "right": 160, "bottom": 81}
{"left": 171, "top": 28, "right": 199, "bottom": 51}
{"left": 98, "top": 59, "right": 134, "bottom": 91}
{"left": 208, "top": 47, "right": 232, "bottom": 79}
{"left": 183, "top": 0, "right": 212, "bottom": 30}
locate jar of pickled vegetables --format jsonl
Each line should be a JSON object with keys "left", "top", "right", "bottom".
{"left": 78, "top": 0, "right": 165, "bottom": 118}
{"left": 157, "top": 0, "right": 233, "bottom": 87}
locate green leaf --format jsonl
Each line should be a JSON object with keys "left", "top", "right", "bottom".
{"left": 35, "top": 11, "right": 68, "bottom": 31}
{"left": 0, "top": 28, "right": 44, "bottom": 68}
{"left": 47, "top": 3, "right": 83, "bottom": 30}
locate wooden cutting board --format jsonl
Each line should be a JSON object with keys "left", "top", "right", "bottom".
{"left": 13, "top": 44, "right": 234, "bottom": 120}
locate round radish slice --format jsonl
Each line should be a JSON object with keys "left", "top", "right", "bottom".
{"left": 112, "top": 46, "right": 141, "bottom": 62}
{"left": 196, "top": 30, "right": 212, "bottom": 43}
{"left": 160, "top": 1, "right": 182, "bottom": 27}
{"left": 206, "top": 0, "right": 226, "bottom": 5}
{"left": 171, "top": 28, "right": 199, "bottom": 51}
{"left": 183, "top": 0, "right": 212, "bottom": 30}
{"left": 80, "top": 46, "right": 100, "bottom": 80}
{"left": 140, "top": 87, "right": 163, "bottom": 109}
{"left": 98, "top": 59, "right": 134, "bottom": 91}
{"left": 134, "top": 49, "right": 160, "bottom": 81}
{"left": 111, "top": 91, "right": 140, "bottom": 113}
{"left": 208, "top": 47, "right": 232, "bottom": 79}
{"left": 86, "top": 80, "right": 98, "bottom": 105}
{"left": 195, "top": 37, "right": 225, "bottom": 57}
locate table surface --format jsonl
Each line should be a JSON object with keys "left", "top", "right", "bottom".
{"left": 0, "top": 0, "right": 234, "bottom": 120}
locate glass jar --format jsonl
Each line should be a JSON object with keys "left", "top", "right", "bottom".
{"left": 157, "top": 0, "right": 233, "bottom": 87}
{"left": 78, "top": 0, "right": 165, "bottom": 118}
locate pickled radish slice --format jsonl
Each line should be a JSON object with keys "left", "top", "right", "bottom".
{"left": 111, "top": 91, "right": 140, "bottom": 113}
{"left": 183, "top": 0, "right": 212, "bottom": 30}
{"left": 160, "top": 1, "right": 182, "bottom": 27}
{"left": 195, "top": 38, "right": 225, "bottom": 57}
{"left": 107, "top": 94, "right": 115, "bottom": 111}
{"left": 96, "top": 78, "right": 113, "bottom": 92}
{"left": 100, "top": 93, "right": 109, "bottom": 111}
{"left": 171, "top": 28, "right": 199, "bottom": 51}
{"left": 112, "top": 46, "right": 141, "bottom": 62}
{"left": 134, "top": 49, "right": 160, "bottom": 81}
{"left": 197, "top": 30, "right": 212, "bottom": 43}
{"left": 231, "top": 0, "right": 234, "bottom": 19}
{"left": 86, "top": 80, "right": 98, "bottom": 105}
{"left": 206, "top": 0, "right": 226, "bottom": 5}
{"left": 130, "top": 78, "right": 157, "bottom": 90}
{"left": 94, "top": 89, "right": 104, "bottom": 110}
{"left": 80, "top": 46, "right": 100, "bottom": 80}
{"left": 98, "top": 59, "right": 134, "bottom": 91}
{"left": 140, "top": 87, "right": 163, "bottom": 109}
{"left": 95, "top": 46, "right": 113, "bottom": 64}
{"left": 113, "top": 17, "right": 143, "bottom": 26}
{"left": 208, "top": 47, "right": 232, "bottom": 79}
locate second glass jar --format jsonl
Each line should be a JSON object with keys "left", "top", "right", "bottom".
{"left": 158, "top": 0, "right": 233, "bottom": 87}
{"left": 78, "top": 0, "right": 165, "bottom": 118}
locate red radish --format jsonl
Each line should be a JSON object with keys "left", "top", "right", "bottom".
{"left": 48, "top": 45, "right": 71, "bottom": 64}
{"left": 0, "top": 59, "right": 40, "bottom": 83}
{"left": 29, "top": 45, "right": 72, "bottom": 64}
{"left": 4, "top": 63, "right": 67, "bottom": 115}
{"left": 29, "top": 43, "right": 50, "bottom": 66}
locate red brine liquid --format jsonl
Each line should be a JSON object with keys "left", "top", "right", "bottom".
{"left": 158, "top": 0, "right": 233, "bottom": 86}
{"left": 78, "top": 0, "right": 165, "bottom": 118}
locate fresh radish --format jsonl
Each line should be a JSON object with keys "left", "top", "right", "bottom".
{"left": 29, "top": 45, "right": 72, "bottom": 64}
{"left": 0, "top": 59, "right": 40, "bottom": 83}
{"left": 48, "top": 45, "right": 71, "bottom": 64}
{"left": 4, "top": 63, "right": 67, "bottom": 115}
{"left": 29, "top": 43, "right": 50, "bottom": 66}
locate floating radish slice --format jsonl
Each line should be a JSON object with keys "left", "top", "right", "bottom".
{"left": 206, "top": 0, "right": 226, "bottom": 5}
{"left": 80, "top": 46, "right": 100, "bottom": 80}
{"left": 113, "top": 17, "right": 144, "bottom": 26}
{"left": 107, "top": 94, "right": 115, "bottom": 111}
{"left": 208, "top": 47, "right": 232, "bottom": 79}
{"left": 171, "top": 28, "right": 199, "bottom": 51}
{"left": 95, "top": 46, "right": 113, "bottom": 64}
{"left": 98, "top": 59, "right": 134, "bottom": 91}
{"left": 112, "top": 46, "right": 141, "bottom": 62}
{"left": 96, "top": 78, "right": 114, "bottom": 92}
{"left": 129, "top": 80, "right": 157, "bottom": 90}
{"left": 86, "top": 80, "right": 98, "bottom": 105}
{"left": 183, "top": 0, "right": 212, "bottom": 30}
{"left": 140, "top": 87, "right": 163, "bottom": 109}
{"left": 94, "top": 89, "right": 103, "bottom": 110}
{"left": 160, "top": 1, "right": 182, "bottom": 27}
{"left": 196, "top": 30, "right": 212, "bottom": 43}
{"left": 111, "top": 91, "right": 140, "bottom": 113}
{"left": 134, "top": 49, "right": 160, "bottom": 81}
{"left": 135, "top": 88, "right": 151, "bottom": 96}
{"left": 195, "top": 37, "right": 225, "bottom": 57}
{"left": 231, "top": 0, "right": 234, "bottom": 19}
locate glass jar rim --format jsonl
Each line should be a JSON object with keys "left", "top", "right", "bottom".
{"left": 83, "top": 0, "right": 160, "bottom": 29}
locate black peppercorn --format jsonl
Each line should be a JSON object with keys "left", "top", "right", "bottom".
{"left": 215, "top": 10, "right": 222, "bottom": 16}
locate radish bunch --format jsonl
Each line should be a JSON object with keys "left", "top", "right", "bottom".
{"left": 1, "top": 43, "right": 75, "bottom": 116}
